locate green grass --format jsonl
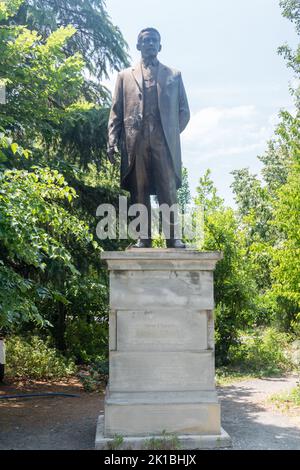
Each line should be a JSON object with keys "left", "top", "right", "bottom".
{"left": 216, "top": 367, "right": 258, "bottom": 386}
{"left": 216, "top": 327, "right": 297, "bottom": 386}
{"left": 144, "top": 432, "right": 181, "bottom": 450}
{"left": 269, "top": 384, "right": 300, "bottom": 410}
{"left": 106, "top": 435, "right": 124, "bottom": 450}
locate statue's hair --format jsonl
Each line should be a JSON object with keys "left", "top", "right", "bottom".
{"left": 137, "top": 28, "right": 161, "bottom": 44}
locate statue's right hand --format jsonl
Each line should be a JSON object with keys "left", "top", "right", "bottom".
{"left": 107, "top": 146, "right": 118, "bottom": 165}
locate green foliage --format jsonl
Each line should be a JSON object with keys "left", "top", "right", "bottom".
{"left": 1, "top": 0, "right": 298, "bottom": 379}
{"left": 0, "top": 264, "right": 45, "bottom": 328}
{"left": 106, "top": 435, "right": 125, "bottom": 451}
{"left": 0, "top": 0, "right": 129, "bottom": 362}
{"left": 270, "top": 384, "right": 300, "bottom": 408}
{"left": 6, "top": 336, "right": 76, "bottom": 379}
{"left": 144, "top": 432, "right": 181, "bottom": 450}
{"left": 77, "top": 358, "right": 108, "bottom": 392}
{"left": 278, "top": 1, "right": 300, "bottom": 100}
{"left": 227, "top": 328, "right": 293, "bottom": 376}
{"left": 60, "top": 106, "right": 109, "bottom": 170}
{"left": 8, "top": 0, "right": 130, "bottom": 81}
{"left": 0, "top": 21, "right": 85, "bottom": 143}
{"left": 270, "top": 158, "right": 300, "bottom": 330}
{"left": 177, "top": 167, "right": 191, "bottom": 213}
{"left": 0, "top": 0, "right": 129, "bottom": 169}
{"left": 0, "top": 160, "right": 102, "bottom": 330}
{"left": 0, "top": 0, "right": 23, "bottom": 20}
{"left": 195, "top": 169, "right": 224, "bottom": 213}
{"left": 0, "top": 0, "right": 128, "bottom": 169}
{"left": 151, "top": 233, "right": 166, "bottom": 248}
{"left": 231, "top": 9, "right": 300, "bottom": 333}
{"left": 195, "top": 171, "right": 258, "bottom": 364}
{"left": 280, "top": 0, "right": 300, "bottom": 30}
{"left": 65, "top": 317, "right": 108, "bottom": 363}
{"left": 0, "top": 167, "right": 80, "bottom": 269}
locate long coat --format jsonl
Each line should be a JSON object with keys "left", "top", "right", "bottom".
{"left": 107, "top": 61, "right": 190, "bottom": 193}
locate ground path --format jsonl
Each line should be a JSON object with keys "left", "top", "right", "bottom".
{"left": 219, "top": 375, "right": 300, "bottom": 450}
{"left": 0, "top": 375, "right": 299, "bottom": 450}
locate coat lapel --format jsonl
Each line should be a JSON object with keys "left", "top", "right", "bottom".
{"left": 132, "top": 61, "right": 169, "bottom": 96}
{"left": 157, "top": 62, "right": 168, "bottom": 99}
{"left": 132, "top": 62, "right": 143, "bottom": 93}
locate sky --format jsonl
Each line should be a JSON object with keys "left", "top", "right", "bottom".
{"left": 104, "top": 0, "right": 298, "bottom": 206}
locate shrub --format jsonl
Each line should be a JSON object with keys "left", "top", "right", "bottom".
{"left": 285, "top": 385, "right": 300, "bottom": 406}
{"left": 6, "top": 336, "right": 76, "bottom": 380}
{"left": 227, "top": 327, "right": 294, "bottom": 376}
{"left": 77, "top": 357, "right": 108, "bottom": 392}
{"left": 65, "top": 318, "right": 108, "bottom": 363}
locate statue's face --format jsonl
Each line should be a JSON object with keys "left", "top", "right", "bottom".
{"left": 137, "top": 31, "right": 161, "bottom": 59}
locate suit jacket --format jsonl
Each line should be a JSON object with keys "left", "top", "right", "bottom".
{"left": 107, "top": 61, "right": 190, "bottom": 192}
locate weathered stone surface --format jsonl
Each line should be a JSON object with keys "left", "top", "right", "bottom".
{"left": 106, "top": 390, "right": 219, "bottom": 404}
{"left": 96, "top": 416, "right": 232, "bottom": 450}
{"left": 105, "top": 402, "right": 221, "bottom": 436}
{"left": 109, "top": 310, "right": 117, "bottom": 351}
{"left": 110, "top": 270, "right": 214, "bottom": 310}
{"left": 96, "top": 250, "right": 230, "bottom": 448}
{"left": 101, "top": 250, "right": 222, "bottom": 271}
{"left": 116, "top": 309, "right": 208, "bottom": 351}
{"left": 109, "top": 351, "right": 214, "bottom": 392}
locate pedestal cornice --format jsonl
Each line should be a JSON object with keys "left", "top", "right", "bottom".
{"left": 101, "top": 249, "right": 223, "bottom": 271}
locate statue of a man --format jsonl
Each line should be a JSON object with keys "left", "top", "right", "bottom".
{"left": 107, "top": 27, "right": 190, "bottom": 248}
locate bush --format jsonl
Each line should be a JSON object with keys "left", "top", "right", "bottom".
{"left": 65, "top": 318, "right": 108, "bottom": 363}
{"left": 77, "top": 357, "right": 108, "bottom": 392}
{"left": 227, "top": 327, "right": 294, "bottom": 376}
{"left": 285, "top": 385, "right": 300, "bottom": 406}
{"left": 6, "top": 336, "right": 76, "bottom": 380}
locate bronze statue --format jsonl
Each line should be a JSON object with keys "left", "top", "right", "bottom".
{"left": 107, "top": 28, "right": 190, "bottom": 248}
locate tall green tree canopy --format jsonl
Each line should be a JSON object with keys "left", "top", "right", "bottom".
{"left": 0, "top": 0, "right": 127, "bottom": 360}
{"left": 4, "top": 0, "right": 130, "bottom": 82}
{"left": 230, "top": 0, "right": 300, "bottom": 332}
{"left": 0, "top": 0, "right": 129, "bottom": 171}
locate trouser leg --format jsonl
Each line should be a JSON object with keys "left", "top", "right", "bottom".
{"left": 128, "top": 131, "right": 152, "bottom": 240}
{"left": 150, "top": 123, "right": 179, "bottom": 241}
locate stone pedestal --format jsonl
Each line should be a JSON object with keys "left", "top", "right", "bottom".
{"left": 95, "top": 250, "right": 231, "bottom": 449}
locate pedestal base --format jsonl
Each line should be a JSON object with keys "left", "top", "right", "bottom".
{"left": 97, "top": 250, "right": 231, "bottom": 449}
{"left": 104, "top": 390, "right": 221, "bottom": 436}
{"left": 95, "top": 415, "right": 232, "bottom": 450}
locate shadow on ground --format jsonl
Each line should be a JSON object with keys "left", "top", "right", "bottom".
{"left": 219, "top": 382, "right": 300, "bottom": 450}
{"left": 0, "top": 379, "right": 104, "bottom": 450}
{"left": 1, "top": 378, "right": 299, "bottom": 450}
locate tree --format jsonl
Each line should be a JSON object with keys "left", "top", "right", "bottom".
{"left": 177, "top": 167, "right": 191, "bottom": 213}
{"left": 5, "top": 0, "right": 130, "bottom": 82}
{"left": 271, "top": 158, "right": 300, "bottom": 331}
{"left": 1, "top": 0, "right": 129, "bottom": 171}
{"left": 195, "top": 171, "right": 258, "bottom": 364}
{"left": 230, "top": 0, "right": 300, "bottom": 333}
{"left": 0, "top": 0, "right": 127, "bottom": 359}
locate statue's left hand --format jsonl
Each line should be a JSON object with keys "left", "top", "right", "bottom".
{"left": 107, "top": 146, "right": 118, "bottom": 165}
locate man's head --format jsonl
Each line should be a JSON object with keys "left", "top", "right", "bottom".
{"left": 137, "top": 28, "right": 162, "bottom": 60}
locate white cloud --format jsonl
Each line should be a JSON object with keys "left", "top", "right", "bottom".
{"left": 180, "top": 104, "right": 283, "bottom": 205}
{"left": 182, "top": 105, "right": 275, "bottom": 163}
{"left": 184, "top": 105, "right": 256, "bottom": 139}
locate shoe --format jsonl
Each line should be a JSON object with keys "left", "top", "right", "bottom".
{"left": 132, "top": 238, "right": 152, "bottom": 248}
{"left": 166, "top": 239, "right": 186, "bottom": 249}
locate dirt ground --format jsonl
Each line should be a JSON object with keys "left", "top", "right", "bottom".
{"left": 0, "top": 377, "right": 104, "bottom": 450}
{"left": 0, "top": 375, "right": 300, "bottom": 450}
